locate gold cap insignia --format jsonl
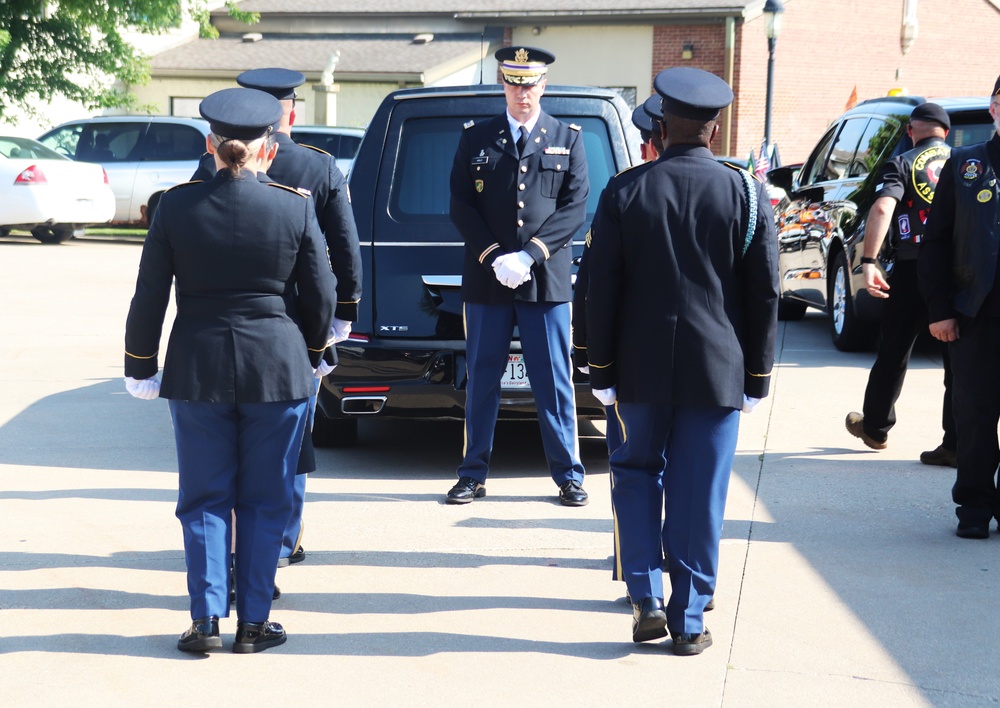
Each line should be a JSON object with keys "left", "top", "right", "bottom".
{"left": 515, "top": 48, "right": 529, "bottom": 63}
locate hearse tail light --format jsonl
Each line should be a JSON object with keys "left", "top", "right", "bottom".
{"left": 346, "top": 332, "right": 370, "bottom": 343}
{"left": 342, "top": 386, "right": 391, "bottom": 393}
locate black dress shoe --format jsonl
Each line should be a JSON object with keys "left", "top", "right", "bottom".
{"left": 277, "top": 546, "right": 306, "bottom": 568}
{"left": 233, "top": 620, "right": 287, "bottom": 654}
{"left": 177, "top": 616, "right": 221, "bottom": 652}
{"left": 558, "top": 480, "right": 589, "bottom": 507}
{"left": 671, "top": 628, "right": 713, "bottom": 656}
{"left": 446, "top": 477, "right": 485, "bottom": 504}
{"left": 920, "top": 445, "right": 957, "bottom": 467}
{"left": 631, "top": 597, "right": 667, "bottom": 643}
{"left": 956, "top": 521, "right": 990, "bottom": 539}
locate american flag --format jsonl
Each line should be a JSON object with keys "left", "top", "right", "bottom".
{"left": 754, "top": 138, "right": 770, "bottom": 181}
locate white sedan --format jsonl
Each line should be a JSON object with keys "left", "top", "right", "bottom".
{"left": 0, "top": 134, "right": 115, "bottom": 244}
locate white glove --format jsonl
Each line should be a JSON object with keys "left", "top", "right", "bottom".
{"left": 492, "top": 251, "right": 534, "bottom": 289}
{"left": 313, "top": 359, "right": 336, "bottom": 378}
{"left": 124, "top": 376, "right": 160, "bottom": 400}
{"left": 577, "top": 365, "right": 590, "bottom": 374}
{"left": 330, "top": 317, "right": 352, "bottom": 343}
{"left": 741, "top": 395, "right": 761, "bottom": 413}
{"left": 592, "top": 386, "right": 617, "bottom": 406}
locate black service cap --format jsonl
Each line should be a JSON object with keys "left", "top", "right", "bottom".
{"left": 642, "top": 94, "right": 664, "bottom": 122}
{"left": 653, "top": 67, "right": 733, "bottom": 121}
{"left": 236, "top": 67, "right": 306, "bottom": 100}
{"left": 495, "top": 46, "right": 555, "bottom": 86}
{"left": 993, "top": 74, "right": 1000, "bottom": 96}
{"left": 910, "top": 102, "right": 950, "bottom": 130}
{"left": 199, "top": 88, "right": 283, "bottom": 140}
{"left": 631, "top": 104, "right": 654, "bottom": 136}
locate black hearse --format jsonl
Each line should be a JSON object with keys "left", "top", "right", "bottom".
{"left": 313, "top": 84, "right": 641, "bottom": 445}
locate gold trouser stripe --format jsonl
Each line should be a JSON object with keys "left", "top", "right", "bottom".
{"left": 462, "top": 302, "right": 468, "bottom": 458}
{"left": 611, "top": 400, "right": 624, "bottom": 582}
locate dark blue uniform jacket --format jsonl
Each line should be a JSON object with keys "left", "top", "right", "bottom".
{"left": 585, "top": 144, "right": 778, "bottom": 406}
{"left": 450, "top": 111, "right": 589, "bottom": 304}
{"left": 193, "top": 132, "right": 362, "bottom": 321}
{"left": 124, "top": 170, "right": 338, "bottom": 403}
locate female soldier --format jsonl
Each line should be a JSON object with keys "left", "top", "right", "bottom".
{"left": 123, "top": 88, "right": 337, "bottom": 654}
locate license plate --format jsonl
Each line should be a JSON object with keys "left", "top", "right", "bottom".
{"left": 500, "top": 353, "right": 530, "bottom": 389}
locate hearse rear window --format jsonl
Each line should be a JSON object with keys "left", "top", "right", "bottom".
{"left": 389, "top": 116, "right": 617, "bottom": 222}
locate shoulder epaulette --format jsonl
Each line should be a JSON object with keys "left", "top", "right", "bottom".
{"left": 723, "top": 161, "right": 763, "bottom": 183}
{"left": 612, "top": 162, "right": 644, "bottom": 178}
{"left": 569, "top": 123, "right": 582, "bottom": 131}
{"left": 268, "top": 182, "right": 309, "bottom": 198}
{"left": 299, "top": 143, "right": 331, "bottom": 157}
{"left": 464, "top": 119, "right": 475, "bottom": 130}
{"left": 165, "top": 180, "right": 202, "bottom": 193}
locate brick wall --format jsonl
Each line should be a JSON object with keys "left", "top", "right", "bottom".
{"left": 652, "top": 22, "right": 729, "bottom": 153}
{"left": 737, "top": 0, "right": 1000, "bottom": 164}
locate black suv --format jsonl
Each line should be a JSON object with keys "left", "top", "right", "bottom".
{"left": 767, "top": 96, "right": 994, "bottom": 351}
{"left": 313, "top": 84, "right": 641, "bottom": 446}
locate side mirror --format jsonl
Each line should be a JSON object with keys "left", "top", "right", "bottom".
{"left": 767, "top": 165, "right": 796, "bottom": 193}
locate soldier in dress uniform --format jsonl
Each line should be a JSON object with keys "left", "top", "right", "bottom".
{"left": 124, "top": 87, "right": 338, "bottom": 653}
{"left": 193, "top": 68, "right": 362, "bottom": 567}
{"left": 637, "top": 94, "right": 665, "bottom": 161}
{"left": 572, "top": 96, "right": 664, "bottom": 582}
{"left": 586, "top": 67, "right": 778, "bottom": 655}
{"left": 447, "top": 46, "right": 590, "bottom": 506}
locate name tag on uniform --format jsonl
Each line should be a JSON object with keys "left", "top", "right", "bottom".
{"left": 544, "top": 146, "right": 570, "bottom": 155}
{"left": 472, "top": 156, "right": 489, "bottom": 165}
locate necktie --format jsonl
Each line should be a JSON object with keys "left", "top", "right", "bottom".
{"left": 517, "top": 125, "right": 529, "bottom": 156}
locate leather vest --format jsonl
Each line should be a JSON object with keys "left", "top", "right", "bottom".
{"left": 946, "top": 142, "right": 1000, "bottom": 317}
{"left": 894, "top": 138, "right": 950, "bottom": 260}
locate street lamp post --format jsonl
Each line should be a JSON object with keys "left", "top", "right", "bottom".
{"left": 763, "top": 0, "right": 785, "bottom": 156}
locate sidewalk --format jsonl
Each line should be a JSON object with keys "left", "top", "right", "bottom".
{"left": 1, "top": 239, "right": 996, "bottom": 706}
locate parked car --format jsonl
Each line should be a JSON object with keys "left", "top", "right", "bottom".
{"left": 290, "top": 125, "right": 364, "bottom": 176}
{"left": 766, "top": 95, "right": 995, "bottom": 350}
{"left": 37, "top": 116, "right": 211, "bottom": 226}
{"left": 313, "top": 84, "right": 641, "bottom": 446}
{"left": 0, "top": 134, "right": 115, "bottom": 243}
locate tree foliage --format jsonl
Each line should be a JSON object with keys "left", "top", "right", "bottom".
{"left": 0, "top": 1, "right": 258, "bottom": 123}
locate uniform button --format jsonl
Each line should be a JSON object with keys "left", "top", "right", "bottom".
{"left": 517, "top": 219, "right": 524, "bottom": 227}
{"left": 518, "top": 201, "right": 525, "bottom": 209}
{"left": 521, "top": 165, "right": 528, "bottom": 173}
{"left": 519, "top": 183, "right": 526, "bottom": 190}
{"left": 556, "top": 164, "right": 562, "bottom": 171}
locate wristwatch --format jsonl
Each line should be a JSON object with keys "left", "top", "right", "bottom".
{"left": 860, "top": 257, "right": 878, "bottom": 265}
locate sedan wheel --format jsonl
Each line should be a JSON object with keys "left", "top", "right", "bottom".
{"left": 31, "top": 225, "right": 75, "bottom": 244}
{"left": 828, "top": 250, "right": 875, "bottom": 351}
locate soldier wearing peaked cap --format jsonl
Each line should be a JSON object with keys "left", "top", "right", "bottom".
{"left": 124, "top": 87, "right": 338, "bottom": 654}
{"left": 636, "top": 94, "right": 665, "bottom": 161}
{"left": 585, "top": 67, "right": 778, "bottom": 655}
{"left": 447, "top": 46, "right": 591, "bottom": 507}
{"left": 193, "top": 67, "right": 363, "bottom": 568}
{"left": 572, "top": 93, "right": 666, "bottom": 593}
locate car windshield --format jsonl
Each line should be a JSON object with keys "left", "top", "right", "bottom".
{"left": 0, "top": 136, "right": 67, "bottom": 161}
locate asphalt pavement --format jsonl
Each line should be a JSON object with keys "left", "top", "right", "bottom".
{"left": 1, "top": 234, "right": 997, "bottom": 706}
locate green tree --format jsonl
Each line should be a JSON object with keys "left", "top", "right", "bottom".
{"left": 0, "top": 1, "right": 258, "bottom": 123}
